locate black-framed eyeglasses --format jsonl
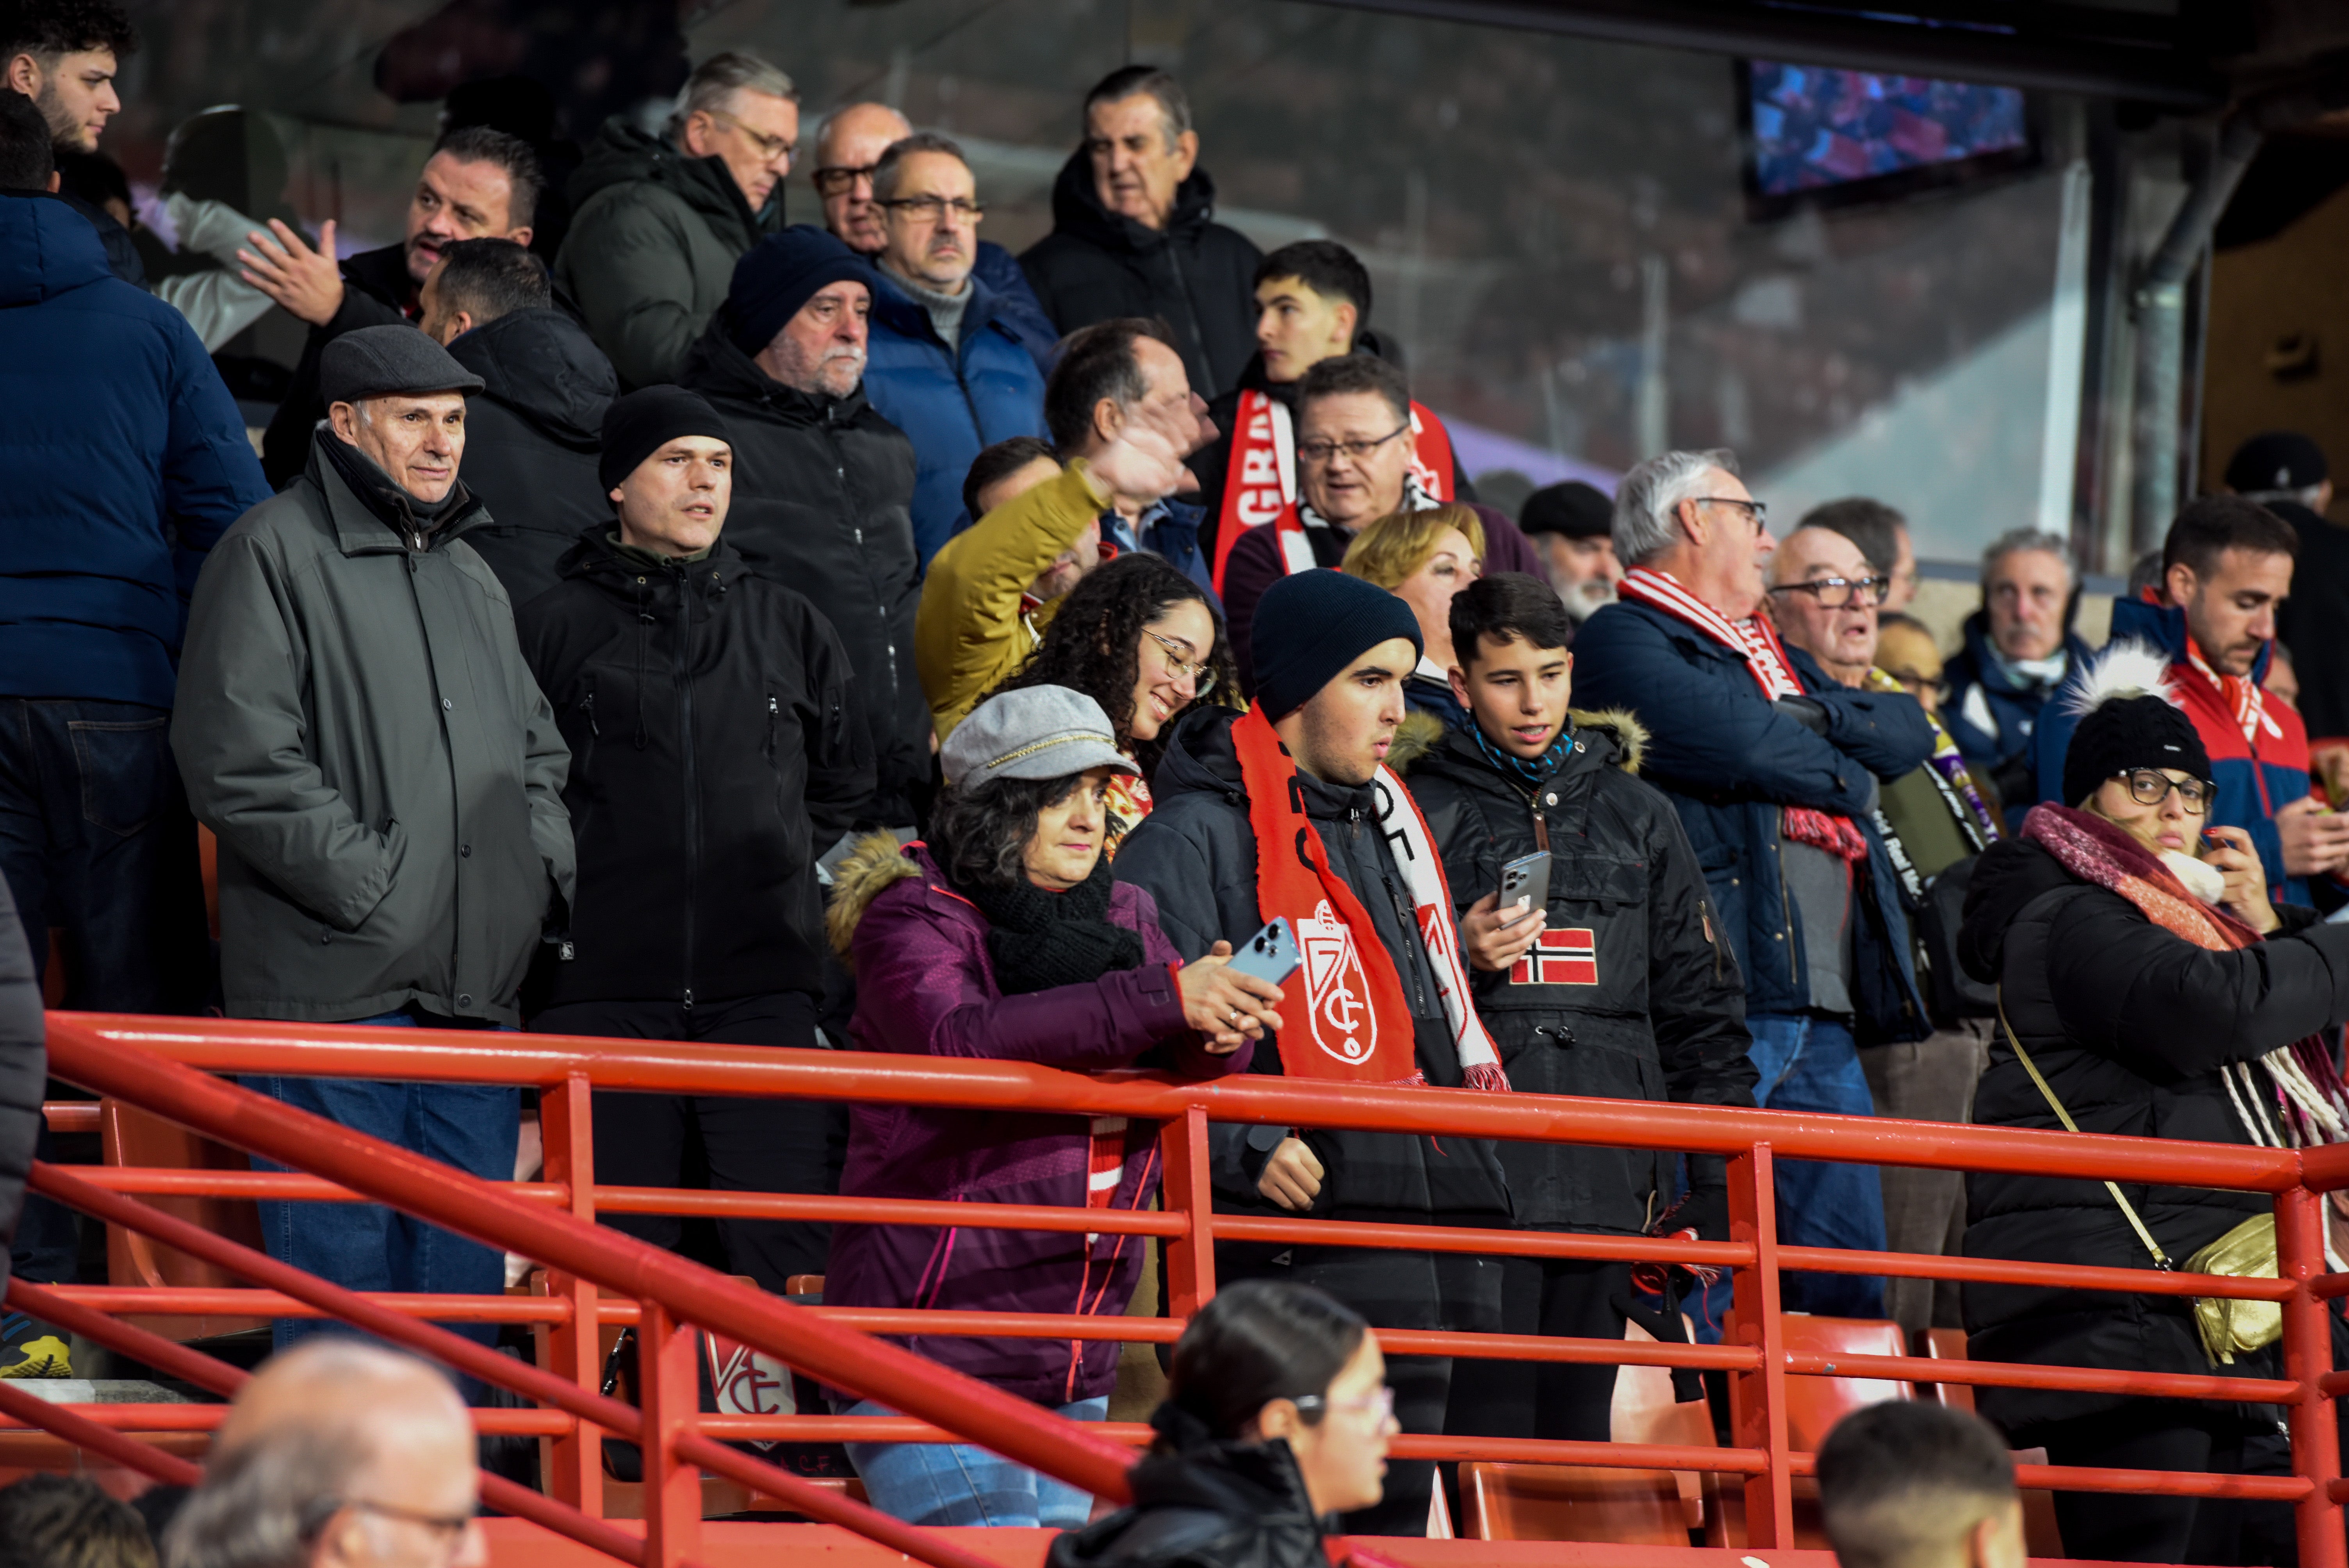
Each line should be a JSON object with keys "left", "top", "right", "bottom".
{"left": 1298, "top": 424, "right": 1409, "bottom": 465}
{"left": 811, "top": 163, "right": 877, "bottom": 196}
{"left": 1767, "top": 574, "right": 1889, "bottom": 609}
{"left": 875, "top": 195, "right": 985, "bottom": 222}
{"left": 1143, "top": 628, "right": 1217, "bottom": 698}
{"left": 1694, "top": 495, "right": 1767, "bottom": 527}
{"left": 2114, "top": 768, "right": 2215, "bottom": 814}
{"left": 703, "top": 109, "right": 795, "bottom": 167}
{"left": 1886, "top": 670, "right": 1949, "bottom": 701}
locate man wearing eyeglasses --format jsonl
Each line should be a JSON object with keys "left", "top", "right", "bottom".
{"left": 857, "top": 131, "right": 1051, "bottom": 568}
{"left": 556, "top": 52, "right": 796, "bottom": 390}
{"left": 1574, "top": 451, "right": 1936, "bottom": 1329}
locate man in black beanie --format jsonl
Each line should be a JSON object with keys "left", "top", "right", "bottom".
{"left": 172, "top": 323, "right": 574, "bottom": 1352}
{"left": 1116, "top": 568, "right": 1511, "bottom": 1539}
{"left": 679, "top": 227, "right": 928, "bottom": 831}
{"left": 516, "top": 385, "right": 872, "bottom": 1291}
{"left": 2231, "top": 431, "right": 2349, "bottom": 757}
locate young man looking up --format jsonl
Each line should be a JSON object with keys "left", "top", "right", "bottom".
{"left": 1403, "top": 571, "right": 1754, "bottom": 1445}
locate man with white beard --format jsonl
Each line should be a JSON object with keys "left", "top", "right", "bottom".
{"left": 1519, "top": 481, "right": 1622, "bottom": 624}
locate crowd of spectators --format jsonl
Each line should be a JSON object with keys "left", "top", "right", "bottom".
{"left": 7, "top": 2, "right": 2349, "bottom": 1560}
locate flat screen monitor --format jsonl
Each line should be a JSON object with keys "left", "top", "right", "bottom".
{"left": 1739, "top": 60, "right": 2037, "bottom": 219}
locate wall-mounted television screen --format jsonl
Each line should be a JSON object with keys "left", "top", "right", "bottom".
{"left": 1739, "top": 61, "right": 2037, "bottom": 220}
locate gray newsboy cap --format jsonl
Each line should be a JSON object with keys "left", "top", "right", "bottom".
{"left": 941, "top": 686, "right": 1139, "bottom": 790}
{"left": 319, "top": 325, "right": 485, "bottom": 404}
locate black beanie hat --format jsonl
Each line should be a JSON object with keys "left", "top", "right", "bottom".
{"left": 2223, "top": 431, "right": 2328, "bottom": 495}
{"left": 725, "top": 225, "right": 876, "bottom": 356}
{"left": 1249, "top": 569, "right": 1424, "bottom": 721}
{"left": 2059, "top": 643, "right": 2212, "bottom": 808}
{"left": 599, "top": 387, "right": 729, "bottom": 494}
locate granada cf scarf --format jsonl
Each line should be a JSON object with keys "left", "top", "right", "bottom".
{"left": 1210, "top": 390, "right": 1456, "bottom": 593}
{"left": 1230, "top": 704, "right": 1508, "bottom": 1091}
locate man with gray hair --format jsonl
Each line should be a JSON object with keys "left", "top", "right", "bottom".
{"left": 164, "top": 1340, "right": 484, "bottom": 1568}
{"left": 1939, "top": 528, "right": 2090, "bottom": 826}
{"left": 558, "top": 50, "right": 797, "bottom": 388}
{"left": 1575, "top": 449, "right": 1934, "bottom": 1327}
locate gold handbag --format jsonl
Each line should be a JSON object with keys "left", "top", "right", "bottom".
{"left": 1999, "top": 1002, "right": 2281, "bottom": 1367}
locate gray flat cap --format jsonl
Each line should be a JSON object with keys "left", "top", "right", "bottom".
{"left": 319, "top": 324, "right": 485, "bottom": 404}
{"left": 941, "top": 686, "right": 1139, "bottom": 789}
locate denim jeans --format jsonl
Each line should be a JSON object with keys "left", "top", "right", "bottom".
{"left": 1694, "top": 1012, "right": 1887, "bottom": 1335}
{"left": 244, "top": 1010, "right": 519, "bottom": 1354}
{"left": 844, "top": 1396, "right": 1107, "bottom": 1527}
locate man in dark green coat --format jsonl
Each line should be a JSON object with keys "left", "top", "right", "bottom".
{"left": 172, "top": 325, "right": 574, "bottom": 1351}
{"left": 556, "top": 51, "right": 797, "bottom": 389}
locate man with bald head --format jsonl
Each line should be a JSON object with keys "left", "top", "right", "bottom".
{"left": 811, "top": 102, "right": 1054, "bottom": 361}
{"left": 164, "top": 1341, "right": 484, "bottom": 1568}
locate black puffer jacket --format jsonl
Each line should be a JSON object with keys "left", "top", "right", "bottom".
{"left": 261, "top": 243, "right": 414, "bottom": 489}
{"left": 1114, "top": 707, "right": 1512, "bottom": 1226}
{"left": 516, "top": 531, "right": 872, "bottom": 1009}
{"left": 1956, "top": 833, "right": 2349, "bottom": 1431}
{"left": 1020, "top": 154, "right": 1261, "bottom": 400}
{"left": 1048, "top": 1439, "right": 1325, "bottom": 1568}
{"left": 1404, "top": 712, "right": 1754, "bottom": 1235}
{"left": 677, "top": 324, "right": 927, "bottom": 827}
{"left": 448, "top": 307, "right": 617, "bottom": 610}
{"left": 0, "top": 875, "right": 45, "bottom": 1297}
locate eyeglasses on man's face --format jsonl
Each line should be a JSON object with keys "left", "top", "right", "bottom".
{"left": 1297, "top": 425, "right": 1409, "bottom": 465}
{"left": 1767, "top": 574, "right": 1890, "bottom": 609}
{"left": 876, "top": 195, "right": 985, "bottom": 223}
{"left": 1144, "top": 629, "right": 1216, "bottom": 698}
{"left": 1693, "top": 495, "right": 1767, "bottom": 529}
{"left": 2114, "top": 769, "right": 2215, "bottom": 814}
{"left": 812, "top": 163, "right": 877, "bottom": 197}
{"left": 705, "top": 110, "right": 795, "bottom": 167}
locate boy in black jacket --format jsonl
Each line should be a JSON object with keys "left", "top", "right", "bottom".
{"left": 1403, "top": 572, "right": 1756, "bottom": 1443}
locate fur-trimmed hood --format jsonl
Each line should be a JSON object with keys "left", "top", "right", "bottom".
{"left": 825, "top": 832, "right": 923, "bottom": 963}
{"left": 1390, "top": 708, "right": 1646, "bottom": 776}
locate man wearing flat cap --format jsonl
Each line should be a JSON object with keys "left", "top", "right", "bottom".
{"left": 680, "top": 226, "right": 929, "bottom": 831}
{"left": 1114, "top": 568, "right": 1512, "bottom": 1538}
{"left": 172, "top": 323, "right": 575, "bottom": 1346}
{"left": 516, "top": 386, "right": 873, "bottom": 1291}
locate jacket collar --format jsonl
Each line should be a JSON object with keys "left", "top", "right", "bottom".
{"left": 1960, "top": 610, "right": 2095, "bottom": 695}
{"left": 2109, "top": 592, "right": 2275, "bottom": 686}
{"left": 0, "top": 189, "right": 112, "bottom": 305}
{"left": 1046, "top": 148, "right": 1221, "bottom": 253}
{"left": 679, "top": 323, "right": 872, "bottom": 427}
{"left": 307, "top": 430, "right": 488, "bottom": 556}
{"left": 555, "top": 526, "right": 743, "bottom": 597}
{"left": 1149, "top": 706, "right": 1377, "bottom": 821}
{"left": 869, "top": 264, "right": 1010, "bottom": 349}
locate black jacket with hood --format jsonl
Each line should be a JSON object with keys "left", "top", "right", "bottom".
{"left": 447, "top": 306, "right": 618, "bottom": 609}
{"left": 1113, "top": 706, "right": 1512, "bottom": 1229}
{"left": 677, "top": 321, "right": 927, "bottom": 827}
{"left": 517, "top": 530, "right": 872, "bottom": 1010}
{"left": 1401, "top": 711, "right": 1756, "bottom": 1236}
{"left": 1956, "top": 832, "right": 2349, "bottom": 1431}
{"left": 1020, "top": 154, "right": 1261, "bottom": 401}
{"left": 1047, "top": 1436, "right": 1327, "bottom": 1568}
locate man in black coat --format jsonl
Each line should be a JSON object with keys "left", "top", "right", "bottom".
{"left": 1020, "top": 67, "right": 1260, "bottom": 401}
{"left": 1403, "top": 573, "right": 1755, "bottom": 1444}
{"left": 519, "top": 387, "right": 873, "bottom": 1292}
{"left": 2237, "top": 431, "right": 2349, "bottom": 755}
{"left": 421, "top": 237, "right": 616, "bottom": 608}
{"left": 679, "top": 227, "right": 927, "bottom": 829}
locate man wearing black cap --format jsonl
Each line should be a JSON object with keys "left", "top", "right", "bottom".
{"left": 172, "top": 323, "right": 575, "bottom": 1348}
{"left": 680, "top": 226, "right": 927, "bottom": 829}
{"left": 1116, "top": 568, "right": 1511, "bottom": 1538}
{"left": 516, "top": 386, "right": 873, "bottom": 1291}
{"left": 1518, "top": 480, "right": 1623, "bottom": 624}
{"left": 2233, "top": 432, "right": 2349, "bottom": 757}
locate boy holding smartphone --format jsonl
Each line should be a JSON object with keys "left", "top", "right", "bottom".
{"left": 1400, "top": 571, "right": 1757, "bottom": 1445}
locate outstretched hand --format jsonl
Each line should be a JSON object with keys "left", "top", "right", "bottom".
{"left": 238, "top": 218, "right": 347, "bottom": 328}
{"left": 1088, "top": 391, "right": 1215, "bottom": 509}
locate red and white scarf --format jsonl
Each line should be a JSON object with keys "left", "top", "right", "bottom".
{"left": 1210, "top": 391, "right": 1456, "bottom": 593}
{"left": 2183, "top": 633, "right": 2284, "bottom": 745}
{"left": 1230, "top": 705, "right": 1507, "bottom": 1091}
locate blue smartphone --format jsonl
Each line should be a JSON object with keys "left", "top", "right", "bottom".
{"left": 1224, "top": 916, "right": 1301, "bottom": 988}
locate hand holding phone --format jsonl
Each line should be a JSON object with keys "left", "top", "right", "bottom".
{"left": 1179, "top": 921, "right": 1292, "bottom": 1050}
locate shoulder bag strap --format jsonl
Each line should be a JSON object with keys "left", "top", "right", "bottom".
{"left": 1998, "top": 990, "right": 2174, "bottom": 1271}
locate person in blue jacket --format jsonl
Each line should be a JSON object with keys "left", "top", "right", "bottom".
{"left": 857, "top": 132, "right": 1049, "bottom": 568}
{"left": 1573, "top": 449, "right": 1933, "bottom": 1329}
{"left": 1940, "top": 529, "right": 2094, "bottom": 829}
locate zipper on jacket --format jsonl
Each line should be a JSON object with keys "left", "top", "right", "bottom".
{"left": 1773, "top": 837, "right": 1799, "bottom": 988}
{"left": 833, "top": 426, "right": 904, "bottom": 724}
{"left": 677, "top": 571, "right": 699, "bottom": 1011}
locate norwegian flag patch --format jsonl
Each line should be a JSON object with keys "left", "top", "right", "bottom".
{"left": 1511, "top": 927, "right": 1599, "bottom": 986}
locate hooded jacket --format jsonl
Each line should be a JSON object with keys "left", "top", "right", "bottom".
{"left": 823, "top": 838, "right": 1247, "bottom": 1407}
{"left": 1047, "top": 1437, "right": 1328, "bottom": 1568}
{"left": 172, "top": 434, "right": 574, "bottom": 1025}
{"left": 861, "top": 267, "right": 1051, "bottom": 567}
{"left": 677, "top": 322, "right": 928, "bottom": 826}
{"left": 447, "top": 307, "right": 618, "bottom": 609}
{"left": 0, "top": 190, "right": 269, "bottom": 707}
{"left": 555, "top": 118, "right": 782, "bottom": 390}
{"left": 2030, "top": 595, "right": 2312, "bottom": 906}
{"left": 1941, "top": 611, "right": 2095, "bottom": 827}
{"left": 1113, "top": 706, "right": 1513, "bottom": 1228}
{"left": 1955, "top": 832, "right": 2349, "bottom": 1430}
{"left": 1020, "top": 153, "right": 1262, "bottom": 400}
{"left": 260, "top": 242, "right": 415, "bottom": 489}
{"left": 1571, "top": 600, "right": 1933, "bottom": 1039}
{"left": 517, "top": 530, "right": 872, "bottom": 1009}
{"left": 1401, "top": 711, "right": 1756, "bottom": 1234}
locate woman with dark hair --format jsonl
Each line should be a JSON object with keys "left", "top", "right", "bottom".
{"left": 993, "top": 552, "right": 1235, "bottom": 855}
{"left": 1050, "top": 1281, "right": 1397, "bottom": 1568}
{"left": 824, "top": 686, "right": 1285, "bottom": 1530}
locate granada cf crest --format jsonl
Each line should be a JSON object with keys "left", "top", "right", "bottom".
{"left": 1298, "top": 898, "right": 1376, "bottom": 1066}
{"left": 703, "top": 1331, "right": 795, "bottom": 1450}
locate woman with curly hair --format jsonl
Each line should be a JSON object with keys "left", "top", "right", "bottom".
{"left": 991, "top": 551, "right": 1235, "bottom": 856}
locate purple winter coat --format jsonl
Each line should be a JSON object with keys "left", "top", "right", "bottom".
{"left": 825, "top": 840, "right": 1252, "bottom": 1407}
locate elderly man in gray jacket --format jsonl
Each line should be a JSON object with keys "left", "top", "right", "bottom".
{"left": 173, "top": 324, "right": 574, "bottom": 1350}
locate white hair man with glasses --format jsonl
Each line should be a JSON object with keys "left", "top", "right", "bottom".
{"left": 856, "top": 131, "right": 1050, "bottom": 568}
{"left": 1574, "top": 450, "right": 1937, "bottom": 1335}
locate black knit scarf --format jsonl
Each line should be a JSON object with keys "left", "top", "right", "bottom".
{"left": 964, "top": 857, "right": 1146, "bottom": 996}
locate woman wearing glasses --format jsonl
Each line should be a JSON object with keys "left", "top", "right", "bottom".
{"left": 1957, "top": 642, "right": 2349, "bottom": 1564}
{"left": 989, "top": 552, "right": 1236, "bottom": 859}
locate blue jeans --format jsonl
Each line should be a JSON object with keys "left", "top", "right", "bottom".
{"left": 844, "top": 1396, "right": 1107, "bottom": 1527}
{"left": 244, "top": 1010, "right": 519, "bottom": 1354}
{"left": 1695, "top": 1013, "right": 1886, "bottom": 1335}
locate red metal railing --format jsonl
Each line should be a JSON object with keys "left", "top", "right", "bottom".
{"left": 11, "top": 1009, "right": 2346, "bottom": 1568}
